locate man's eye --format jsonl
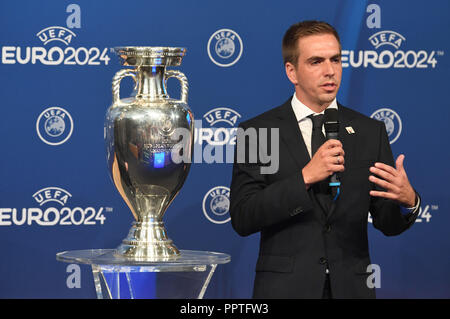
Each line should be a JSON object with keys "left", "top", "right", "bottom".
{"left": 311, "top": 60, "right": 320, "bottom": 65}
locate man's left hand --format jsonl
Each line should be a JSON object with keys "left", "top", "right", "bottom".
{"left": 368, "top": 154, "right": 416, "bottom": 208}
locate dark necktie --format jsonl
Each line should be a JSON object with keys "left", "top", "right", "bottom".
{"left": 309, "top": 114, "right": 326, "bottom": 156}
{"left": 308, "top": 114, "right": 332, "bottom": 213}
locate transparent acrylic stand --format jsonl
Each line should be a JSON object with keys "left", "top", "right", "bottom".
{"left": 56, "top": 249, "right": 230, "bottom": 299}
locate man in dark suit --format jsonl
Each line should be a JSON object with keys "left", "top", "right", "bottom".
{"left": 229, "top": 21, "right": 420, "bottom": 299}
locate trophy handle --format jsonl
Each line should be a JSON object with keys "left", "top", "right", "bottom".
{"left": 112, "top": 69, "right": 137, "bottom": 104}
{"left": 165, "top": 70, "right": 188, "bottom": 104}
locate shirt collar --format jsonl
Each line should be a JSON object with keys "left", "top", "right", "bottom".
{"left": 291, "top": 93, "right": 338, "bottom": 122}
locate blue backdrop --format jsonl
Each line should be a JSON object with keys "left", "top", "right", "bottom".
{"left": 0, "top": 0, "right": 448, "bottom": 298}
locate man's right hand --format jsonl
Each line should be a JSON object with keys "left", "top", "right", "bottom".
{"left": 302, "top": 139, "right": 345, "bottom": 189}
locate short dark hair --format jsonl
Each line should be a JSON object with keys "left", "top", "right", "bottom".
{"left": 282, "top": 20, "right": 341, "bottom": 66}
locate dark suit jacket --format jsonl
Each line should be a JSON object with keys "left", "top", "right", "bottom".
{"left": 229, "top": 98, "right": 418, "bottom": 299}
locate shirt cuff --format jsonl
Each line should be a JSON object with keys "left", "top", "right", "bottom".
{"left": 401, "top": 191, "right": 421, "bottom": 214}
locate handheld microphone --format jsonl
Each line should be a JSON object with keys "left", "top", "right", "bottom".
{"left": 324, "top": 108, "right": 340, "bottom": 200}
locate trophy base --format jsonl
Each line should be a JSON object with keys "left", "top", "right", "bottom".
{"left": 115, "top": 241, "right": 180, "bottom": 262}
{"left": 114, "top": 221, "right": 180, "bottom": 261}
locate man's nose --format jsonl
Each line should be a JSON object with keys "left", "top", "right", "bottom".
{"left": 323, "top": 60, "right": 335, "bottom": 77}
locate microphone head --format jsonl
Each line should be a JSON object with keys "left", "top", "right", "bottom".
{"left": 324, "top": 108, "right": 339, "bottom": 133}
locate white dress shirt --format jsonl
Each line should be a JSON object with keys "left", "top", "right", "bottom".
{"left": 291, "top": 94, "right": 338, "bottom": 158}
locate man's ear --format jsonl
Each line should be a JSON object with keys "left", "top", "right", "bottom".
{"left": 285, "top": 62, "right": 298, "bottom": 85}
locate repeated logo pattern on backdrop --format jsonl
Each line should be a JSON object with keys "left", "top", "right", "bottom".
{"left": 0, "top": 1, "right": 448, "bottom": 299}
{"left": 370, "top": 108, "right": 402, "bottom": 144}
{"left": 36, "top": 107, "right": 74, "bottom": 146}
{"left": 197, "top": 107, "right": 239, "bottom": 224}
{"left": 0, "top": 187, "right": 111, "bottom": 226}
{"left": 342, "top": 4, "right": 444, "bottom": 69}
{"left": 207, "top": 29, "right": 243, "bottom": 67}
{"left": 203, "top": 186, "right": 231, "bottom": 225}
{"left": 1, "top": 7, "right": 111, "bottom": 66}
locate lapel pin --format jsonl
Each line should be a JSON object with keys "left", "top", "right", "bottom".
{"left": 345, "top": 126, "right": 355, "bottom": 134}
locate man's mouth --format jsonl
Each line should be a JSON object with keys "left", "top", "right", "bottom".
{"left": 321, "top": 82, "right": 337, "bottom": 91}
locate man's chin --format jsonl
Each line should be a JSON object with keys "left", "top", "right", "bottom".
{"left": 318, "top": 95, "right": 337, "bottom": 106}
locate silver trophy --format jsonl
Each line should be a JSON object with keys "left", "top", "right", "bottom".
{"left": 105, "top": 47, "right": 193, "bottom": 261}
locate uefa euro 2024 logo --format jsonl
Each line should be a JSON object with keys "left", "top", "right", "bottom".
{"left": 1, "top": 4, "right": 111, "bottom": 66}
{"left": 207, "top": 29, "right": 243, "bottom": 67}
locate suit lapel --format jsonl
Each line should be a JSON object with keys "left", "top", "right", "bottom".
{"left": 274, "top": 99, "right": 329, "bottom": 220}
{"left": 275, "top": 99, "right": 311, "bottom": 170}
